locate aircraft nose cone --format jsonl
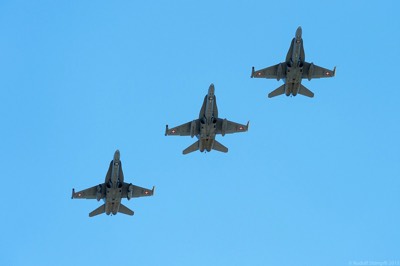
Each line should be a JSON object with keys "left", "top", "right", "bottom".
{"left": 208, "top": 83, "right": 215, "bottom": 94}
{"left": 114, "top": 150, "right": 120, "bottom": 161}
{"left": 296, "top": 26, "right": 302, "bottom": 39}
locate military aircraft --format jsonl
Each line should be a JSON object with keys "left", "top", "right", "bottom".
{"left": 71, "top": 150, "right": 154, "bottom": 217}
{"left": 251, "top": 26, "right": 336, "bottom": 98}
{"left": 165, "top": 84, "right": 249, "bottom": 154}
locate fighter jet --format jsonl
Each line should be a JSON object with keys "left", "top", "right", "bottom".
{"left": 165, "top": 84, "right": 249, "bottom": 154}
{"left": 71, "top": 150, "right": 154, "bottom": 217}
{"left": 251, "top": 26, "right": 336, "bottom": 98}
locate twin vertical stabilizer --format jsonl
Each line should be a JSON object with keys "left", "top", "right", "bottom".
{"left": 182, "top": 140, "right": 228, "bottom": 154}
{"left": 88, "top": 204, "right": 134, "bottom": 217}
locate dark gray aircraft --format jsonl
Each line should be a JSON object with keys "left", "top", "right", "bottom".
{"left": 72, "top": 150, "right": 154, "bottom": 217}
{"left": 251, "top": 26, "right": 336, "bottom": 98}
{"left": 165, "top": 84, "right": 249, "bottom": 154}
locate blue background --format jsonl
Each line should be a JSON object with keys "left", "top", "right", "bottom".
{"left": 0, "top": 1, "right": 399, "bottom": 265}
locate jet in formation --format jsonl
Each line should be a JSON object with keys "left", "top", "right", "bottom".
{"left": 165, "top": 84, "right": 249, "bottom": 154}
{"left": 251, "top": 26, "right": 336, "bottom": 98}
{"left": 72, "top": 150, "right": 154, "bottom": 217}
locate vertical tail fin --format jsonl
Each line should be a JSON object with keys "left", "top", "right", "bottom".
{"left": 89, "top": 204, "right": 105, "bottom": 217}
{"left": 183, "top": 141, "right": 199, "bottom": 155}
{"left": 298, "top": 84, "right": 314, "bottom": 98}
{"left": 212, "top": 140, "right": 228, "bottom": 153}
{"left": 118, "top": 204, "right": 134, "bottom": 216}
{"left": 268, "top": 84, "right": 286, "bottom": 98}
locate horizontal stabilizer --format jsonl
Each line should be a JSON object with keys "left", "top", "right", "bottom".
{"left": 298, "top": 84, "right": 314, "bottom": 98}
{"left": 118, "top": 204, "right": 134, "bottom": 216}
{"left": 268, "top": 84, "right": 285, "bottom": 98}
{"left": 89, "top": 204, "right": 105, "bottom": 217}
{"left": 183, "top": 141, "right": 199, "bottom": 155}
{"left": 212, "top": 140, "right": 228, "bottom": 153}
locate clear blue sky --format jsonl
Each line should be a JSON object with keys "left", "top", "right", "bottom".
{"left": 1, "top": 1, "right": 399, "bottom": 265}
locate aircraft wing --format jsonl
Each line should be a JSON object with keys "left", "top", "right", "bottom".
{"left": 251, "top": 64, "right": 281, "bottom": 79}
{"left": 165, "top": 119, "right": 199, "bottom": 136}
{"left": 302, "top": 62, "right": 336, "bottom": 79}
{"left": 122, "top": 183, "right": 155, "bottom": 199}
{"left": 216, "top": 119, "right": 249, "bottom": 135}
{"left": 72, "top": 184, "right": 104, "bottom": 199}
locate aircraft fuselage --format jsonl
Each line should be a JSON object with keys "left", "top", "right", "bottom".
{"left": 284, "top": 26, "right": 305, "bottom": 96}
{"left": 104, "top": 150, "right": 123, "bottom": 215}
{"left": 198, "top": 84, "right": 218, "bottom": 152}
